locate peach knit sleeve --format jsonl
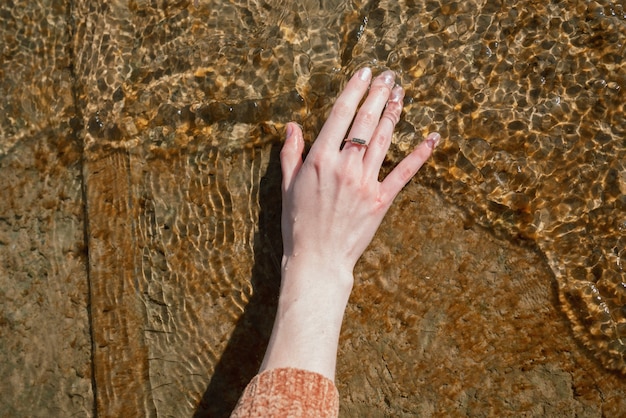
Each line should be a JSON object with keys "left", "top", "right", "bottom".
{"left": 230, "top": 368, "right": 339, "bottom": 417}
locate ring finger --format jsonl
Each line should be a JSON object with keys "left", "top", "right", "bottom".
{"left": 343, "top": 70, "right": 397, "bottom": 154}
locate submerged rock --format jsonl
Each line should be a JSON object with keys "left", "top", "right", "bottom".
{"left": 1, "top": 0, "right": 625, "bottom": 416}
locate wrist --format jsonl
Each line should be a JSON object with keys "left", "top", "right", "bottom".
{"left": 259, "top": 255, "right": 354, "bottom": 380}
{"left": 277, "top": 256, "right": 354, "bottom": 342}
{"left": 280, "top": 254, "right": 354, "bottom": 305}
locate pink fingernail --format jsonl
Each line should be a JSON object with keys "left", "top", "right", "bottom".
{"left": 389, "top": 85, "right": 404, "bottom": 103}
{"left": 381, "top": 70, "right": 395, "bottom": 86}
{"left": 358, "top": 67, "right": 372, "bottom": 81}
{"left": 425, "top": 132, "right": 441, "bottom": 149}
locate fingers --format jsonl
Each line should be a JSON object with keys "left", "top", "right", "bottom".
{"left": 313, "top": 67, "right": 373, "bottom": 153}
{"left": 294, "top": 67, "right": 439, "bottom": 207}
{"left": 362, "top": 85, "right": 405, "bottom": 180}
{"left": 280, "top": 122, "right": 305, "bottom": 192}
{"left": 344, "top": 70, "right": 397, "bottom": 153}
{"left": 380, "top": 132, "right": 441, "bottom": 205}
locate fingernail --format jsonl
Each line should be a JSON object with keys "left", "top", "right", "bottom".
{"left": 389, "top": 85, "right": 404, "bottom": 103}
{"left": 425, "top": 132, "right": 441, "bottom": 149}
{"left": 358, "top": 67, "right": 372, "bottom": 81}
{"left": 381, "top": 70, "right": 395, "bottom": 86}
{"left": 286, "top": 123, "right": 293, "bottom": 138}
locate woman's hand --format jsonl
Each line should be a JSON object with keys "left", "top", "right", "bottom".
{"left": 281, "top": 67, "right": 439, "bottom": 276}
{"left": 260, "top": 67, "right": 440, "bottom": 380}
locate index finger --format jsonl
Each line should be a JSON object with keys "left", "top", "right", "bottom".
{"left": 310, "top": 67, "right": 373, "bottom": 154}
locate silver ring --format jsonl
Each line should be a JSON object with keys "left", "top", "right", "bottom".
{"left": 350, "top": 137, "right": 368, "bottom": 147}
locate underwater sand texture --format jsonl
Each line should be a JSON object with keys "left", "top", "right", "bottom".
{"left": 1, "top": 0, "right": 625, "bottom": 416}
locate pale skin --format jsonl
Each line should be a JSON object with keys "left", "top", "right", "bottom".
{"left": 259, "top": 67, "right": 440, "bottom": 381}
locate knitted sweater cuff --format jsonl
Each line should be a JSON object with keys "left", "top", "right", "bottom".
{"left": 230, "top": 367, "right": 339, "bottom": 417}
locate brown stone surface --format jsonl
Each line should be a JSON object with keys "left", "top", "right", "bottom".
{"left": 0, "top": 0, "right": 75, "bottom": 154}
{"left": 83, "top": 142, "right": 282, "bottom": 417}
{"left": 0, "top": 0, "right": 93, "bottom": 416}
{"left": 1, "top": 0, "right": 625, "bottom": 417}
{"left": 341, "top": 181, "right": 626, "bottom": 416}
{"left": 0, "top": 131, "right": 92, "bottom": 417}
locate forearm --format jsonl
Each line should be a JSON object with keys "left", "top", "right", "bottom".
{"left": 259, "top": 257, "right": 354, "bottom": 381}
{"left": 232, "top": 69, "right": 437, "bottom": 416}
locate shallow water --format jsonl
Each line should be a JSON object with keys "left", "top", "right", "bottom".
{"left": 72, "top": 0, "right": 625, "bottom": 372}
{"left": 1, "top": 0, "right": 625, "bottom": 415}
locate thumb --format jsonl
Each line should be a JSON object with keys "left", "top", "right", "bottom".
{"left": 280, "top": 122, "right": 304, "bottom": 192}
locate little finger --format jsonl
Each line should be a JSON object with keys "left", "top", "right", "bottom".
{"left": 380, "top": 132, "right": 441, "bottom": 205}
